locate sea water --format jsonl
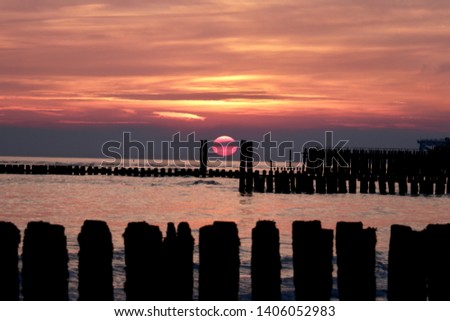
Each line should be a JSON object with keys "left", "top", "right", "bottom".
{"left": 0, "top": 157, "right": 449, "bottom": 300}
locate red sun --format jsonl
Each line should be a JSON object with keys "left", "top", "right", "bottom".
{"left": 212, "top": 135, "right": 238, "bottom": 157}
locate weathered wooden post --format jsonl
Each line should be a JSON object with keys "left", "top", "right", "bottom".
{"left": 78, "top": 220, "right": 113, "bottom": 300}
{"left": 22, "top": 221, "right": 68, "bottom": 300}
{"left": 447, "top": 175, "right": 450, "bottom": 195}
{"left": 199, "top": 140, "right": 208, "bottom": 177}
{"left": 292, "top": 221, "right": 333, "bottom": 300}
{"left": 289, "top": 169, "right": 296, "bottom": 193}
{"left": 123, "top": 222, "right": 163, "bottom": 300}
{"left": 369, "top": 176, "right": 376, "bottom": 194}
{"left": 239, "top": 140, "right": 246, "bottom": 194}
{"left": 388, "top": 177, "right": 396, "bottom": 195}
{"left": 245, "top": 141, "right": 254, "bottom": 195}
{"left": 176, "top": 222, "right": 194, "bottom": 300}
{"left": 274, "top": 169, "right": 281, "bottom": 193}
{"left": 435, "top": 175, "right": 446, "bottom": 195}
{"left": 338, "top": 175, "right": 347, "bottom": 193}
{"left": 379, "top": 175, "right": 387, "bottom": 195}
{"left": 295, "top": 170, "right": 302, "bottom": 193}
{"left": 425, "top": 224, "right": 450, "bottom": 300}
{"left": 398, "top": 176, "right": 407, "bottom": 196}
{"left": 0, "top": 222, "right": 20, "bottom": 300}
{"left": 267, "top": 169, "right": 274, "bottom": 193}
{"left": 162, "top": 223, "right": 176, "bottom": 300}
{"left": 305, "top": 173, "right": 315, "bottom": 194}
{"left": 251, "top": 221, "right": 281, "bottom": 300}
{"left": 199, "top": 221, "right": 240, "bottom": 300}
{"left": 349, "top": 175, "right": 357, "bottom": 193}
{"left": 253, "top": 170, "right": 262, "bottom": 193}
{"left": 316, "top": 174, "right": 325, "bottom": 194}
{"left": 336, "top": 222, "right": 376, "bottom": 300}
{"left": 281, "top": 170, "right": 290, "bottom": 194}
{"left": 387, "top": 225, "right": 426, "bottom": 300}
{"left": 360, "top": 176, "right": 368, "bottom": 194}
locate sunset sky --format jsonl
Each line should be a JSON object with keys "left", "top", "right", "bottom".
{"left": 1, "top": 0, "right": 450, "bottom": 156}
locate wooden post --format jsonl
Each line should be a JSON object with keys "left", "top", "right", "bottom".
{"left": 379, "top": 175, "right": 387, "bottom": 195}
{"left": 162, "top": 223, "right": 176, "bottom": 300}
{"left": 388, "top": 177, "right": 396, "bottom": 195}
{"left": 326, "top": 174, "right": 337, "bottom": 194}
{"left": 425, "top": 224, "right": 450, "bottom": 300}
{"left": 289, "top": 150, "right": 292, "bottom": 170}
{"left": 435, "top": 175, "right": 446, "bottom": 195}
{"left": 349, "top": 175, "right": 357, "bottom": 193}
{"left": 387, "top": 225, "right": 426, "bottom": 300}
{"left": 22, "top": 221, "right": 68, "bottom": 300}
{"left": 199, "top": 140, "right": 208, "bottom": 177}
{"left": 245, "top": 141, "right": 254, "bottom": 195}
{"left": 251, "top": 221, "right": 281, "bottom": 300}
{"left": 239, "top": 140, "right": 246, "bottom": 194}
{"left": 338, "top": 175, "right": 347, "bottom": 193}
{"left": 360, "top": 176, "right": 368, "bottom": 194}
{"left": 253, "top": 170, "right": 261, "bottom": 193}
{"left": 398, "top": 176, "right": 407, "bottom": 196}
{"left": 199, "top": 221, "right": 240, "bottom": 300}
{"left": 289, "top": 170, "right": 295, "bottom": 193}
{"left": 281, "top": 170, "right": 290, "bottom": 194}
{"left": 78, "top": 220, "right": 113, "bottom": 300}
{"left": 175, "top": 222, "right": 194, "bottom": 300}
{"left": 295, "top": 170, "right": 302, "bottom": 193}
{"left": 266, "top": 169, "right": 274, "bottom": 193}
{"left": 447, "top": 175, "right": 450, "bottom": 195}
{"left": 315, "top": 174, "right": 325, "bottom": 194}
{"left": 410, "top": 177, "right": 419, "bottom": 196}
{"left": 336, "top": 222, "right": 376, "bottom": 300}
{"left": 274, "top": 170, "right": 281, "bottom": 193}
{"left": 292, "top": 221, "right": 333, "bottom": 300}
{"left": 123, "top": 222, "right": 163, "bottom": 300}
{"left": 0, "top": 222, "right": 20, "bottom": 300}
{"left": 368, "top": 176, "right": 376, "bottom": 194}
{"left": 305, "top": 173, "right": 315, "bottom": 194}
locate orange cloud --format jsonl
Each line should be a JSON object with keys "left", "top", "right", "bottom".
{"left": 153, "top": 111, "right": 206, "bottom": 121}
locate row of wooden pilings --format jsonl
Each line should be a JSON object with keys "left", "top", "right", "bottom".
{"left": 1, "top": 162, "right": 449, "bottom": 196}
{"left": 0, "top": 164, "right": 239, "bottom": 179}
{"left": 304, "top": 148, "right": 450, "bottom": 178}
{"left": 0, "top": 220, "right": 449, "bottom": 301}
{"left": 239, "top": 145, "right": 450, "bottom": 195}
{"left": 241, "top": 169, "right": 450, "bottom": 195}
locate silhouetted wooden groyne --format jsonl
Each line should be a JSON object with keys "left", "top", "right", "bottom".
{"left": 0, "top": 164, "right": 241, "bottom": 179}
{"left": 0, "top": 219, "right": 449, "bottom": 301}
{"left": 239, "top": 147, "right": 450, "bottom": 196}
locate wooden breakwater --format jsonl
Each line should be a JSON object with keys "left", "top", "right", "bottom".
{"left": 0, "top": 220, "right": 449, "bottom": 301}
{"left": 0, "top": 164, "right": 240, "bottom": 179}
{"left": 240, "top": 147, "right": 450, "bottom": 196}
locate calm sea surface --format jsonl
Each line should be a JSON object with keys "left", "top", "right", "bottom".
{"left": 1, "top": 157, "right": 449, "bottom": 300}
